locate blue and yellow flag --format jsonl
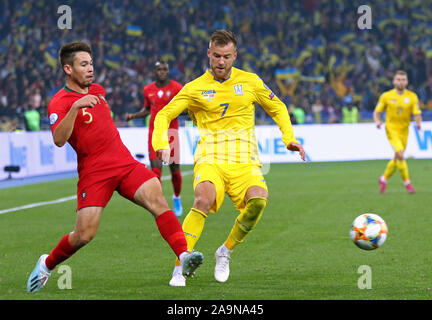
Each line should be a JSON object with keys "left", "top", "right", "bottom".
{"left": 126, "top": 25, "right": 142, "bottom": 37}
{"left": 104, "top": 55, "right": 121, "bottom": 69}
{"left": 300, "top": 75, "right": 325, "bottom": 83}
{"left": 275, "top": 68, "right": 299, "bottom": 80}
{"left": 44, "top": 45, "right": 58, "bottom": 68}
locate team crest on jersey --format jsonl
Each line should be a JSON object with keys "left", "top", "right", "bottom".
{"left": 49, "top": 113, "right": 59, "bottom": 125}
{"left": 166, "top": 90, "right": 171, "bottom": 98}
{"left": 404, "top": 97, "right": 410, "bottom": 103}
{"left": 98, "top": 94, "right": 108, "bottom": 106}
{"left": 234, "top": 84, "right": 243, "bottom": 96}
{"left": 157, "top": 90, "right": 164, "bottom": 98}
{"left": 201, "top": 90, "right": 216, "bottom": 102}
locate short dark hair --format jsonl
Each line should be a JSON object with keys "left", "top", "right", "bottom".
{"left": 209, "top": 30, "right": 237, "bottom": 49}
{"left": 59, "top": 42, "right": 92, "bottom": 67}
{"left": 394, "top": 70, "right": 407, "bottom": 77}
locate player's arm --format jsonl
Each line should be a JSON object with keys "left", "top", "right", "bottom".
{"left": 414, "top": 114, "right": 422, "bottom": 130}
{"left": 126, "top": 89, "right": 151, "bottom": 121}
{"left": 152, "top": 86, "right": 190, "bottom": 163}
{"left": 126, "top": 108, "right": 150, "bottom": 121}
{"left": 373, "top": 110, "right": 382, "bottom": 129}
{"left": 373, "top": 93, "right": 386, "bottom": 129}
{"left": 173, "top": 83, "right": 189, "bottom": 117}
{"left": 52, "top": 95, "right": 100, "bottom": 147}
{"left": 412, "top": 94, "right": 422, "bottom": 130}
{"left": 254, "top": 77, "right": 305, "bottom": 161}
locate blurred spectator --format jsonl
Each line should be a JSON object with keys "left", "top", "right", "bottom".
{"left": 29, "top": 88, "right": 42, "bottom": 109}
{"left": 290, "top": 104, "right": 306, "bottom": 125}
{"left": 341, "top": 96, "right": 359, "bottom": 123}
{"left": 311, "top": 99, "right": 323, "bottom": 124}
{"left": 24, "top": 105, "right": 41, "bottom": 131}
{"left": 323, "top": 99, "right": 339, "bottom": 124}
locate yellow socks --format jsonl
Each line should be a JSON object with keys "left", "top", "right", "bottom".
{"left": 383, "top": 159, "right": 396, "bottom": 180}
{"left": 175, "top": 198, "right": 267, "bottom": 266}
{"left": 396, "top": 159, "right": 409, "bottom": 182}
{"left": 384, "top": 159, "right": 410, "bottom": 182}
{"left": 224, "top": 197, "right": 267, "bottom": 251}
{"left": 175, "top": 208, "right": 207, "bottom": 266}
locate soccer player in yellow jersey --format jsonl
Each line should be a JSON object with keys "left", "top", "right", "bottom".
{"left": 152, "top": 30, "right": 305, "bottom": 286}
{"left": 373, "top": 70, "right": 422, "bottom": 194}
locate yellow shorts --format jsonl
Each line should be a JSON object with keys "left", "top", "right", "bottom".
{"left": 385, "top": 127, "right": 408, "bottom": 153}
{"left": 193, "top": 163, "right": 268, "bottom": 213}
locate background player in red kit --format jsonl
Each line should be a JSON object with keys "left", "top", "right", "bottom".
{"left": 26, "top": 42, "right": 203, "bottom": 293}
{"left": 126, "top": 61, "right": 183, "bottom": 217}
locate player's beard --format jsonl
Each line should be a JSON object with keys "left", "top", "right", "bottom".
{"left": 81, "top": 75, "right": 94, "bottom": 88}
{"left": 70, "top": 73, "right": 93, "bottom": 89}
{"left": 82, "top": 79, "right": 93, "bottom": 87}
{"left": 395, "top": 84, "right": 405, "bottom": 92}
{"left": 211, "top": 63, "right": 231, "bottom": 80}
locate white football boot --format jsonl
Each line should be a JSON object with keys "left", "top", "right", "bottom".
{"left": 214, "top": 245, "right": 232, "bottom": 283}
{"left": 26, "top": 254, "right": 51, "bottom": 292}
{"left": 169, "top": 266, "right": 186, "bottom": 287}
{"left": 169, "top": 250, "right": 204, "bottom": 286}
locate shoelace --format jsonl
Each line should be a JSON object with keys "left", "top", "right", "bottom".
{"left": 39, "top": 269, "right": 51, "bottom": 286}
{"left": 216, "top": 253, "right": 230, "bottom": 271}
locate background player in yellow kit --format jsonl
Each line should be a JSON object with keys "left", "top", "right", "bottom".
{"left": 152, "top": 30, "right": 305, "bottom": 286}
{"left": 373, "top": 70, "right": 422, "bottom": 194}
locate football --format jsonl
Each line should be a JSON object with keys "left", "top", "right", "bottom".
{"left": 350, "top": 213, "right": 388, "bottom": 250}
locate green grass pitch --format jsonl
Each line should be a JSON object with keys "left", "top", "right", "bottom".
{"left": 1, "top": 160, "right": 432, "bottom": 300}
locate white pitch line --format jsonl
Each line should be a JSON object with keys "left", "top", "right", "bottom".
{"left": 0, "top": 170, "right": 194, "bottom": 215}
{"left": 0, "top": 195, "right": 77, "bottom": 215}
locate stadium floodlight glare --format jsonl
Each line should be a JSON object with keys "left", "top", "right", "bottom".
{"left": 4, "top": 165, "right": 20, "bottom": 179}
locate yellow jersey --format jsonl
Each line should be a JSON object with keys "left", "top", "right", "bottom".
{"left": 152, "top": 67, "right": 298, "bottom": 165}
{"left": 375, "top": 88, "right": 421, "bottom": 130}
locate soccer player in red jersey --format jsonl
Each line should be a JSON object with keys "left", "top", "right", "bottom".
{"left": 126, "top": 61, "right": 183, "bottom": 217}
{"left": 26, "top": 42, "right": 203, "bottom": 293}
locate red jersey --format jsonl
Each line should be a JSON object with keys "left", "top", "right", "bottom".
{"left": 48, "top": 83, "right": 136, "bottom": 177}
{"left": 143, "top": 80, "right": 183, "bottom": 130}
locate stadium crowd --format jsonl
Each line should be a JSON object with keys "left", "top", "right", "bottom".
{"left": 1, "top": 0, "right": 432, "bottom": 131}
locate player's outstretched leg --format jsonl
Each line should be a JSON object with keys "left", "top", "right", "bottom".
{"left": 169, "top": 208, "right": 207, "bottom": 286}
{"left": 216, "top": 197, "right": 267, "bottom": 283}
{"left": 26, "top": 254, "right": 51, "bottom": 293}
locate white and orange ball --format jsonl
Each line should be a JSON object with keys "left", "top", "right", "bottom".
{"left": 350, "top": 213, "right": 388, "bottom": 250}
